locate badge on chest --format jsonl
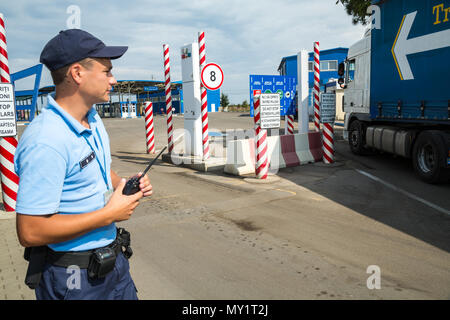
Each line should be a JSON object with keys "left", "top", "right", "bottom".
{"left": 79, "top": 151, "right": 96, "bottom": 169}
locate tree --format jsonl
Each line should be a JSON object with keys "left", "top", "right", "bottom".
{"left": 241, "top": 100, "right": 249, "bottom": 108}
{"left": 336, "top": 0, "right": 372, "bottom": 25}
{"left": 220, "top": 93, "right": 230, "bottom": 108}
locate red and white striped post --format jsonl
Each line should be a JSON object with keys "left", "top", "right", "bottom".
{"left": 198, "top": 31, "right": 210, "bottom": 160}
{"left": 144, "top": 101, "right": 156, "bottom": 154}
{"left": 253, "top": 92, "right": 268, "bottom": 179}
{"left": 163, "top": 44, "right": 174, "bottom": 153}
{"left": 286, "top": 115, "right": 294, "bottom": 134}
{"left": 322, "top": 123, "right": 335, "bottom": 164}
{"left": 0, "top": 13, "right": 19, "bottom": 212}
{"left": 313, "top": 41, "right": 321, "bottom": 132}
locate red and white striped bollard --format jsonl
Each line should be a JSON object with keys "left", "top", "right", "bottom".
{"left": 322, "top": 123, "right": 335, "bottom": 163}
{"left": 253, "top": 93, "right": 268, "bottom": 179}
{"left": 144, "top": 101, "right": 156, "bottom": 154}
{"left": 198, "top": 31, "right": 210, "bottom": 160}
{"left": 286, "top": 115, "right": 294, "bottom": 134}
{"left": 163, "top": 44, "right": 174, "bottom": 153}
{"left": 0, "top": 13, "right": 19, "bottom": 212}
{"left": 313, "top": 41, "right": 321, "bottom": 132}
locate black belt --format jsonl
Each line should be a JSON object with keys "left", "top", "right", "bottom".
{"left": 24, "top": 228, "right": 133, "bottom": 289}
{"left": 46, "top": 239, "right": 122, "bottom": 269}
{"left": 45, "top": 227, "right": 133, "bottom": 269}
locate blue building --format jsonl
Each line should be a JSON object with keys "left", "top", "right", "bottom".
{"left": 277, "top": 47, "right": 348, "bottom": 87}
{"left": 277, "top": 47, "right": 348, "bottom": 115}
{"left": 142, "top": 83, "right": 220, "bottom": 115}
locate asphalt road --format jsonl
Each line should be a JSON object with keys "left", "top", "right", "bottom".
{"left": 11, "top": 112, "right": 450, "bottom": 300}
{"left": 99, "top": 112, "right": 450, "bottom": 300}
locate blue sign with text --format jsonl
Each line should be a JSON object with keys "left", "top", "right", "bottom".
{"left": 144, "top": 86, "right": 159, "bottom": 92}
{"left": 249, "top": 75, "right": 296, "bottom": 117}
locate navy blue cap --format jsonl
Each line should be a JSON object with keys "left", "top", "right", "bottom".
{"left": 40, "top": 29, "right": 128, "bottom": 71}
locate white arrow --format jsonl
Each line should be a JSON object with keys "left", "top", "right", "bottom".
{"left": 392, "top": 11, "right": 450, "bottom": 80}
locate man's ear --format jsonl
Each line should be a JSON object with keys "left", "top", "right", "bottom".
{"left": 68, "top": 63, "right": 84, "bottom": 85}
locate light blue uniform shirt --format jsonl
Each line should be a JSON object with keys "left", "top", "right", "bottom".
{"left": 14, "top": 95, "right": 116, "bottom": 251}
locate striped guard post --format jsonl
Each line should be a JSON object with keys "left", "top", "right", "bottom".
{"left": 253, "top": 93, "right": 268, "bottom": 179}
{"left": 0, "top": 13, "right": 19, "bottom": 213}
{"left": 322, "top": 122, "right": 335, "bottom": 164}
{"left": 163, "top": 44, "right": 174, "bottom": 153}
{"left": 286, "top": 115, "right": 294, "bottom": 134}
{"left": 144, "top": 101, "right": 156, "bottom": 154}
{"left": 198, "top": 31, "right": 210, "bottom": 160}
{"left": 313, "top": 41, "right": 321, "bottom": 132}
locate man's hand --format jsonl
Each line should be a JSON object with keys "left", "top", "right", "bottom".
{"left": 16, "top": 178, "right": 144, "bottom": 247}
{"left": 104, "top": 179, "right": 143, "bottom": 222}
{"left": 137, "top": 172, "right": 153, "bottom": 197}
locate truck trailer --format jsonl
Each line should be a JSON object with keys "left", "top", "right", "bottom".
{"left": 340, "top": 0, "right": 450, "bottom": 183}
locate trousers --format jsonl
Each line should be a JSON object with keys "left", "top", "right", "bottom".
{"left": 35, "top": 252, "right": 138, "bottom": 300}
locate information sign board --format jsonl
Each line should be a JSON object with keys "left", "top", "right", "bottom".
{"left": 260, "top": 93, "right": 280, "bottom": 129}
{"left": 320, "top": 93, "right": 336, "bottom": 123}
{"left": 0, "top": 83, "right": 17, "bottom": 137}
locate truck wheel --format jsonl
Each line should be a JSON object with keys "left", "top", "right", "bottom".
{"left": 412, "top": 131, "right": 448, "bottom": 184}
{"left": 348, "top": 120, "right": 367, "bottom": 155}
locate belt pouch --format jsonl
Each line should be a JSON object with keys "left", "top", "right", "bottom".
{"left": 87, "top": 247, "right": 117, "bottom": 279}
{"left": 24, "top": 246, "right": 48, "bottom": 290}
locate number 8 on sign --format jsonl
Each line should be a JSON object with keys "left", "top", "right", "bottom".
{"left": 201, "top": 63, "right": 224, "bottom": 91}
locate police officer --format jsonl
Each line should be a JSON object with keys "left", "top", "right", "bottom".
{"left": 14, "top": 29, "right": 152, "bottom": 300}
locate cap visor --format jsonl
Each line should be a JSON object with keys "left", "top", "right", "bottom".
{"left": 90, "top": 46, "right": 128, "bottom": 59}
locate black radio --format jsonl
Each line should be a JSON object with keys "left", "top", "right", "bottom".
{"left": 122, "top": 146, "right": 167, "bottom": 195}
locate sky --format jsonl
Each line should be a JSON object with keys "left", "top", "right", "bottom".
{"left": 1, "top": 0, "right": 367, "bottom": 104}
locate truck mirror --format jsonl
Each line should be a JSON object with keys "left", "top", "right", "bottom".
{"left": 338, "top": 62, "right": 345, "bottom": 76}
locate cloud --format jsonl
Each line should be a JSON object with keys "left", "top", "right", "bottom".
{"left": 2, "top": 0, "right": 366, "bottom": 102}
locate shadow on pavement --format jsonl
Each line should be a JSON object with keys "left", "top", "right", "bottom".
{"left": 277, "top": 149, "right": 450, "bottom": 254}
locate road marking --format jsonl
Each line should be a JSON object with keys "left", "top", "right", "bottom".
{"left": 355, "top": 169, "right": 450, "bottom": 217}
{"left": 218, "top": 179, "right": 245, "bottom": 186}
{"left": 274, "top": 188, "right": 297, "bottom": 196}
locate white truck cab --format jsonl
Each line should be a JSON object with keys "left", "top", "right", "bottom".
{"left": 342, "top": 29, "right": 371, "bottom": 140}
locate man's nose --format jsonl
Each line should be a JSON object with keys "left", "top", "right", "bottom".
{"left": 110, "top": 76, "right": 117, "bottom": 86}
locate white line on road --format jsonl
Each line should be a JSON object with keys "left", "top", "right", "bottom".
{"left": 355, "top": 169, "right": 450, "bottom": 217}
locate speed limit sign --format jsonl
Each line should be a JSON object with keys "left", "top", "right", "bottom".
{"left": 201, "top": 63, "right": 223, "bottom": 91}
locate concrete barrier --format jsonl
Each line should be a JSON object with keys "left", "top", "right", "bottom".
{"left": 224, "top": 131, "right": 323, "bottom": 176}
{"left": 224, "top": 138, "right": 256, "bottom": 175}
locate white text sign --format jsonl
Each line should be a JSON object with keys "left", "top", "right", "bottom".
{"left": 0, "top": 83, "right": 17, "bottom": 137}
{"left": 260, "top": 93, "right": 280, "bottom": 129}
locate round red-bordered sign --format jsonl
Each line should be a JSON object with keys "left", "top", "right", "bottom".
{"left": 201, "top": 63, "right": 224, "bottom": 91}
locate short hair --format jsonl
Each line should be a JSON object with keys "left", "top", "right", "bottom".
{"left": 50, "top": 58, "right": 94, "bottom": 86}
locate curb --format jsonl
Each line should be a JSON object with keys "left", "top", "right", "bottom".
{"left": 244, "top": 175, "right": 281, "bottom": 184}
{"left": 162, "top": 153, "right": 227, "bottom": 172}
{"left": 313, "top": 161, "right": 345, "bottom": 168}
